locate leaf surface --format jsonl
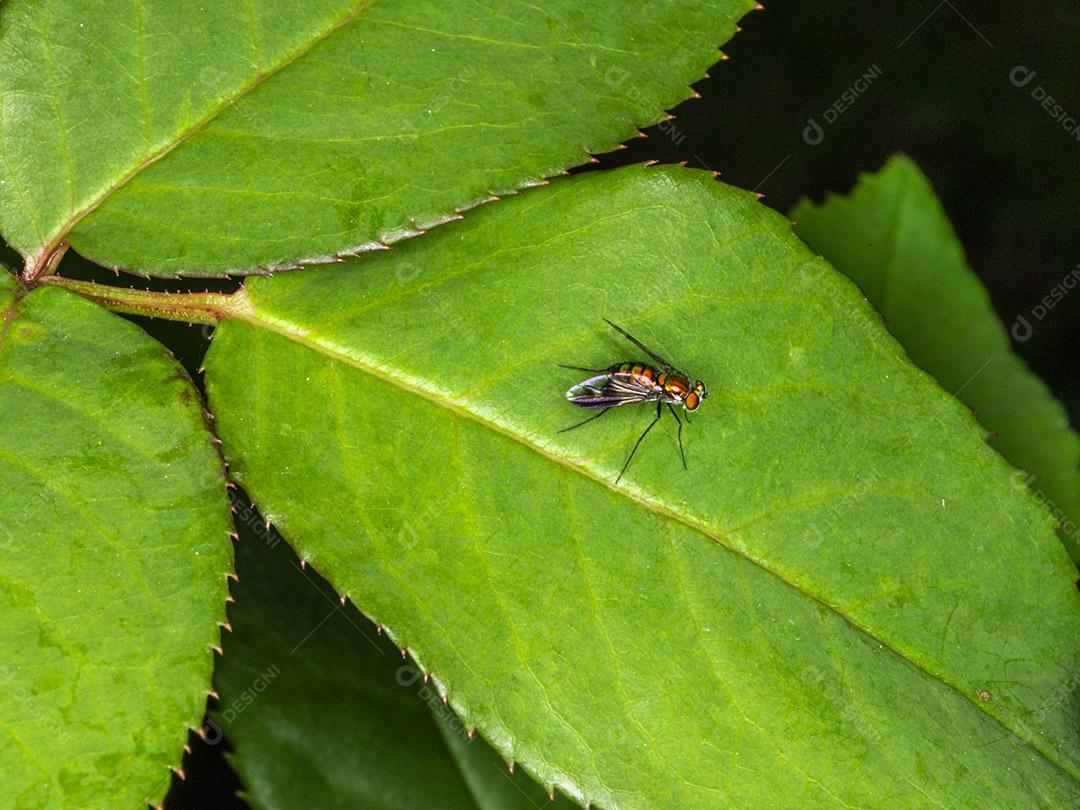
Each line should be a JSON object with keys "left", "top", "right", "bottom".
{"left": 215, "top": 517, "right": 576, "bottom": 809}
{"left": 0, "top": 273, "right": 232, "bottom": 807}
{"left": 0, "top": 0, "right": 752, "bottom": 276}
{"left": 204, "top": 166, "right": 1080, "bottom": 807}
{"left": 792, "top": 155, "right": 1080, "bottom": 562}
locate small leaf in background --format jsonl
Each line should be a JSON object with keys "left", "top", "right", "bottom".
{"left": 204, "top": 166, "right": 1080, "bottom": 807}
{"left": 214, "top": 498, "right": 575, "bottom": 809}
{"left": 0, "top": 273, "right": 232, "bottom": 807}
{"left": 791, "top": 154, "right": 1080, "bottom": 562}
{"left": 0, "top": 0, "right": 753, "bottom": 276}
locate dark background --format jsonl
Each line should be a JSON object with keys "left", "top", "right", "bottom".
{"left": 5, "top": 2, "right": 1076, "bottom": 807}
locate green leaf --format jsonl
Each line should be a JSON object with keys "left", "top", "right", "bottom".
{"left": 215, "top": 514, "right": 576, "bottom": 809}
{"left": 791, "top": 155, "right": 1080, "bottom": 562}
{"left": 0, "top": 272, "right": 232, "bottom": 808}
{"left": 0, "top": 0, "right": 752, "bottom": 277}
{"left": 204, "top": 166, "right": 1080, "bottom": 806}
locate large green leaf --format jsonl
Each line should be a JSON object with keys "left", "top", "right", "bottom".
{"left": 215, "top": 513, "right": 575, "bottom": 809}
{"left": 0, "top": 273, "right": 232, "bottom": 807}
{"left": 204, "top": 166, "right": 1080, "bottom": 807}
{"left": 791, "top": 155, "right": 1080, "bottom": 562}
{"left": 0, "top": 0, "right": 751, "bottom": 277}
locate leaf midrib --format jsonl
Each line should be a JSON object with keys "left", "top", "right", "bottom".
{"left": 27, "top": 0, "right": 377, "bottom": 272}
{"left": 221, "top": 298, "right": 1080, "bottom": 785}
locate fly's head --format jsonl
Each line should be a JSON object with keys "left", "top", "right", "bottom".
{"left": 684, "top": 380, "right": 708, "bottom": 411}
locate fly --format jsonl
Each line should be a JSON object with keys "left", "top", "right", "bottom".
{"left": 560, "top": 319, "right": 709, "bottom": 483}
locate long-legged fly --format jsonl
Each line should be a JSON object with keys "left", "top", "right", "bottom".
{"left": 560, "top": 319, "right": 708, "bottom": 483}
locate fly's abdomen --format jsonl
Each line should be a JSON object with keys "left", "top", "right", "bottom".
{"left": 564, "top": 362, "right": 663, "bottom": 409}
{"left": 617, "top": 362, "right": 660, "bottom": 389}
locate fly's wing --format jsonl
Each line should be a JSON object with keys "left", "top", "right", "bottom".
{"left": 565, "top": 372, "right": 657, "bottom": 409}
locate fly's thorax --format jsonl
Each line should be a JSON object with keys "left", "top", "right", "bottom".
{"left": 662, "top": 371, "right": 692, "bottom": 402}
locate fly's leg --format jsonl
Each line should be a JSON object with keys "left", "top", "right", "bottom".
{"left": 667, "top": 402, "right": 687, "bottom": 470}
{"left": 558, "top": 407, "right": 612, "bottom": 433}
{"left": 616, "top": 399, "right": 663, "bottom": 484}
